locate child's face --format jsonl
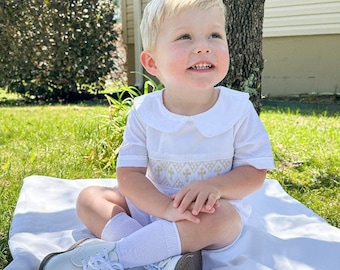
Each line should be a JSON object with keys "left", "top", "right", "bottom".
{"left": 142, "top": 6, "right": 229, "bottom": 93}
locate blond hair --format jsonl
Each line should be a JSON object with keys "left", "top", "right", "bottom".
{"left": 140, "top": 0, "right": 226, "bottom": 51}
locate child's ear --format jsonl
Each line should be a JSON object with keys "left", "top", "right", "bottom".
{"left": 140, "top": 51, "right": 158, "bottom": 76}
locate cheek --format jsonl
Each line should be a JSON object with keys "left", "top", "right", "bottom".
{"left": 221, "top": 45, "right": 230, "bottom": 60}
{"left": 168, "top": 43, "right": 188, "bottom": 58}
{"left": 166, "top": 50, "right": 187, "bottom": 71}
{"left": 224, "top": 51, "right": 230, "bottom": 67}
{"left": 219, "top": 47, "right": 230, "bottom": 68}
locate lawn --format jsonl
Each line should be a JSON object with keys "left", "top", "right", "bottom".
{"left": 262, "top": 107, "right": 340, "bottom": 227}
{"left": 0, "top": 93, "right": 339, "bottom": 268}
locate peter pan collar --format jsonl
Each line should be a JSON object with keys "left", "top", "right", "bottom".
{"left": 133, "top": 86, "right": 250, "bottom": 137}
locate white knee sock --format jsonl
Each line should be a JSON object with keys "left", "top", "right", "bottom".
{"left": 101, "top": 212, "right": 142, "bottom": 241}
{"left": 115, "top": 220, "right": 181, "bottom": 268}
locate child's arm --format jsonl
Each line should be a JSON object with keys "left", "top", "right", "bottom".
{"left": 172, "top": 165, "right": 267, "bottom": 216}
{"left": 116, "top": 166, "right": 216, "bottom": 223}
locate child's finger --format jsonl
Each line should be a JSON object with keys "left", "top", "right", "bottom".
{"left": 172, "top": 189, "right": 188, "bottom": 208}
{"left": 205, "top": 193, "right": 220, "bottom": 211}
{"left": 178, "top": 191, "right": 197, "bottom": 214}
{"left": 182, "top": 210, "right": 200, "bottom": 223}
{"left": 192, "top": 192, "right": 208, "bottom": 215}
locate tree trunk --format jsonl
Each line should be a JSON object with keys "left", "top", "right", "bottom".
{"left": 221, "top": 0, "right": 265, "bottom": 114}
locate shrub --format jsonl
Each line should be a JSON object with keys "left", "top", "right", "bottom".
{"left": 0, "top": 0, "right": 118, "bottom": 100}
{"left": 87, "top": 78, "right": 162, "bottom": 171}
{"left": 87, "top": 85, "right": 138, "bottom": 172}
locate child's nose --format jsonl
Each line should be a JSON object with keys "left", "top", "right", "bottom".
{"left": 195, "top": 40, "right": 211, "bottom": 54}
{"left": 196, "top": 48, "right": 211, "bottom": 54}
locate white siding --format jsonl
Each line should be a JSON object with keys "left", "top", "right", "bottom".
{"left": 264, "top": 0, "right": 340, "bottom": 37}
{"left": 124, "top": 1, "right": 340, "bottom": 40}
{"left": 122, "top": 0, "right": 149, "bottom": 45}
{"left": 121, "top": 0, "right": 133, "bottom": 44}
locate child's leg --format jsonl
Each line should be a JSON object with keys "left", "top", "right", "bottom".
{"left": 101, "top": 212, "right": 142, "bottom": 241}
{"left": 177, "top": 199, "right": 243, "bottom": 253}
{"left": 113, "top": 200, "right": 241, "bottom": 267}
{"left": 76, "top": 186, "right": 242, "bottom": 267}
{"left": 116, "top": 219, "right": 181, "bottom": 267}
{"left": 76, "top": 186, "right": 182, "bottom": 267}
{"left": 76, "top": 186, "right": 131, "bottom": 239}
{"left": 76, "top": 186, "right": 242, "bottom": 253}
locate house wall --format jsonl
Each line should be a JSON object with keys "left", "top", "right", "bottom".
{"left": 121, "top": 0, "right": 149, "bottom": 86}
{"left": 262, "top": 0, "right": 340, "bottom": 96}
{"left": 263, "top": 0, "right": 340, "bottom": 37}
{"left": 262, "top": 34, "right": 340, "bottom": 96}
{"left": 121, "top": 0, "right": 340, "bottom": 96}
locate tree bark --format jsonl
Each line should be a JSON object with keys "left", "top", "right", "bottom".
{"left": 221, "top": 0, "right": 265, "bottom": 114}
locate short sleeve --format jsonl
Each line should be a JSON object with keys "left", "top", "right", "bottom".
{"left": 116, "top": 104, "right": 148, "bottom": 168}
{"left": 232, "top": 101, "right": 274, "bottom": 170}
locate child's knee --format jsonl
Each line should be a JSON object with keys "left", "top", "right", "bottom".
{"left": 76, "top": 186, "right": 103, "bottom": 217}
{"left": 77, "top": 186, "right": 97, "bottom": 206}
{"left": 208, "top": 201, "right": 243, "bottom": 249}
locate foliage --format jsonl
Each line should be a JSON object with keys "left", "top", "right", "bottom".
{"left": 0, "top": 0, "right": 118, "bottom": 100}
{"left": 87, "top": 78, "right": 162, "bottom": 171}
{"left": 86, "top": 86, "right": 137, "bottom": 172}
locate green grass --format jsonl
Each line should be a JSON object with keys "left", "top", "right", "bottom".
{"left": 0, "top": 104, "right": 115, "bottom": 267}
{"left": 262, "top": 107, "right": 340, "bottom": 227}
{"left": 0, "top": 91, "right": 339, "bottom": 268}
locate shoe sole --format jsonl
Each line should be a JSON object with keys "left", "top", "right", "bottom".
{"left": 39, "top": 238, "right": 89, "bottom": 270}
{"left": 175, "top": 250, "right": 202, "bottom": 270}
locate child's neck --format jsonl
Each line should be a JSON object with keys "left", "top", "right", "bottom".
{"left": 162, "top": 87, "right": 220, "bottom": 116}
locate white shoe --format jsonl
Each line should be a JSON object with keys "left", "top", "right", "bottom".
{"left": 39, "top": 238, "right": 123, "bottom": 270}
{"left": 143, "top": 251, "right": 202, "bottom": 270}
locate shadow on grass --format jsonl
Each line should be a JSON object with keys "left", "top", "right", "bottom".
{"left": 279, "top": 172, "right": 339, "bottom": 191}
{"left": 271, "top": 149, "right": 339, "bottom": 190}
{"left": 0, "top": 88, "right": 144, "bottom": 107}
{"left": 0, "top": 94, "right": 110, "bottom": 107}
{"left": 262, "top": 100, "right": 340, "bottom": 116}
{"left": 0, "top": 235, "right": 11, "bottom": 268}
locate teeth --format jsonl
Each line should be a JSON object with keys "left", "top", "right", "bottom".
{"left": 192, "top": 63, "right": 212, "bottom": 70}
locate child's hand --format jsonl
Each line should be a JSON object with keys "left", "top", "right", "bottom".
{"left": 172, "top": 180, "right": 221, "bottom": 216}
{"left": 163, "top": 201, "right": 202, "bottom": 224}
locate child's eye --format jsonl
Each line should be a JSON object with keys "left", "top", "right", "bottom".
{"left": 177, "top": 34, "right": 191, "bottom": 40}
{"left": 210, "top": 33, "right": 222, "bottom": 39}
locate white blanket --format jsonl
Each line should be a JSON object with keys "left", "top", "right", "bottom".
{"left": 6, "top": 175, "right": 340, "bottom": 270}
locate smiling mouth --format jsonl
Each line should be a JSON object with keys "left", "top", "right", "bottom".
{"left": 190, "top": 63, "right": 213, "bottom": 70}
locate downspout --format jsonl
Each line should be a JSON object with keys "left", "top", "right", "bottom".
{"left": 133, "top": 1, "right": 143, "bottom": 89}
